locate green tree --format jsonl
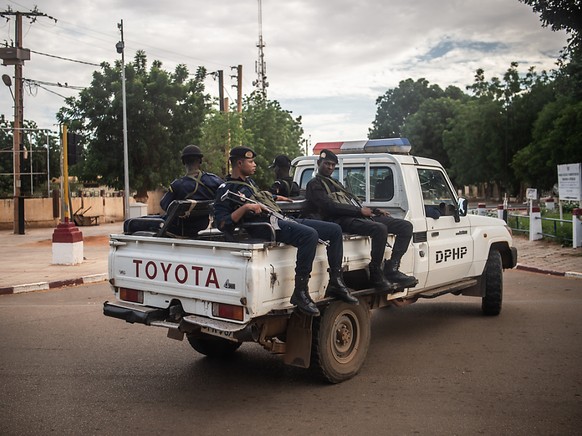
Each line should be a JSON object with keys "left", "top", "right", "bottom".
{"left": 369, "top": 78, "right": 445, "bottom": 138}
{"left": 519, "top": 0, "right": 582, "bottom": 98}
{"left": 518, "top": 0, "right": 581, "bottom": 41}
{"left": 57, "top": 51, "right": 210, "bottom": 199}
{"left": 512, "top": 98, "right": 582, "bottom": 189}
{"left": 449, "top": 63, "right": 554, "bottom": 197}
{"left": 240, "top": 92, "right": 304, "bottom": 188}
{"left": 443, "top": 98, "right": 506, "bottom": 196}
{"left": 201, "top": 109, "right": 250, "bottom": 177}
{"left": 402, "top": 95, "right": 467, "bottom": 171}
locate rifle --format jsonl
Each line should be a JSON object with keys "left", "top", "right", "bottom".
{"left": 221, "top": 189, "right": 330, "bottom": 246}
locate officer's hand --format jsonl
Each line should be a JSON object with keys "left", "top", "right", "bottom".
{"left": 373, "top": 208, "right": 390, "bottom": 216}
{"left": 275, "top": 195, "right": 293, "bottom": 202}
{"left": 361, "top": 207, "right": 374, "bottom": 217}
{"left": 245, "top": 203, "right": 263, "bottom": 214}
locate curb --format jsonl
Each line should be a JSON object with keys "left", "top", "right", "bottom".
{"left": 0, "top": 273, "right": 108, "bottom": 296}
{"left": 515, "top": 264, "right": 582, "bottom": 279}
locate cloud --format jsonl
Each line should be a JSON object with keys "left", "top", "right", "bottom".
{"left": 0, "top": 0, "right": 569, "bottom": 146}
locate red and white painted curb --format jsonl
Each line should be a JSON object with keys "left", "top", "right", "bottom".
{"left": 515, "top": 264, "right": 582, "bottom": 279}
{"left": 0, "top": 273, "right": 108, "bottom": 295}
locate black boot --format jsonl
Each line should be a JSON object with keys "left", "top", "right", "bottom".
{"left": 368, "top": 263, "right": 393, "bottom": 292}
{"left": 290, "top": 275, "right": 320, "bottom": 316}
{"left": 326, "top": 268, "right": 358, "bottom": 305}
{"left": 384, "top": 259, "right": 418, "bottom": 288}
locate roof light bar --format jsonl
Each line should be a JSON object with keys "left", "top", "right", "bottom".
{"left": 313, "top": 137, "right": 412, "bottom": 155}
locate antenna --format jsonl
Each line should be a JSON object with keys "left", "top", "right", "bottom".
{"left": 253, "top": 0, "right": 268, "bottom": 97}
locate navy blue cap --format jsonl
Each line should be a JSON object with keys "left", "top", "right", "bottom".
{"left": 229, "top": 146, "right": 256, "bottom": 159}
{"left": 318, "top": 149, "right": 338, "bottom": 164}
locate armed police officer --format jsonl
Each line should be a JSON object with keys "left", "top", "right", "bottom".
{"left": 160, "top": 145, "right": 223, "bottom": 237}
{"left": 269, "top": 155, "right": 301, "bottom": 198}
{"left": 304, "top": 149, "right": 417, "bottom": 291}
{"left": 213, "top": 146, "right": 358, "bottom": 317}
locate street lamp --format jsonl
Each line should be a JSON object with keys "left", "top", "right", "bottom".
{"left": 117, "top": 20, "right": 130, "bottom": 220}
{"left": 2, "top": 74, "right": 15, "bottom": 101}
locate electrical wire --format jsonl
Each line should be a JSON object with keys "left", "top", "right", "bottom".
{"left": 29, "top": 49, "right": 100, "bottom": 67}
{"left": 23, "top": 78, "right": 85, "bottom": 91}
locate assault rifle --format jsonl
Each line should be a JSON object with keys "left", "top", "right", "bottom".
{"left": 220, "top": 189, "right": 330, "bottom": 246}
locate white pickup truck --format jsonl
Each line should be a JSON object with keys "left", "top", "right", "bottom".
{"left": 104, "top": 138, "right": 517, "bottom": 383}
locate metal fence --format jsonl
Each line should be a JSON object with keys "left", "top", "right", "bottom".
{"left": 470, "top": 207, "right": 574, "bottom": 244}
{"left": 507, "top": 213, "right": 573, "bottom": 243}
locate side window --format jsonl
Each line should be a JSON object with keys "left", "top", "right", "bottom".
{"left": 418, "top": 168, "right": 456, "bottom": 216}
{"left": 299, "top": 168, "right": 314, "bottom": 190}
{"left": 371, "top": 167, "right": 394, "bottom": 201}
{"left": 343, "top": 167, "right": 365, "bottom": 199}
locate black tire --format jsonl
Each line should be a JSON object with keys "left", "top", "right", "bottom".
{"left": 186, "top": 334, "right": 242, "bottom": 358}
{"left": 482, "top": 249, "right": 503, "bottom": 316}
{"left": 311, "top": 300, "right": 371, "bottom": 383}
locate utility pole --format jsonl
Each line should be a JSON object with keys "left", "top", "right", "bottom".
{"left": 253, "top": 0, "right": 268, "bottom": 97}
{"left": 218, "top": 70, "right": 225, "bottom": 112}
{"left": 231, "top": 64, "right": 243, "bottom": 113}
{"left": 0, "top": 6, "right": 55, "bottom": 234}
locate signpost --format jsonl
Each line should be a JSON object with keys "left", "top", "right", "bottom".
{"left": 557, "top": 163, "right": 582, "bottom": 202}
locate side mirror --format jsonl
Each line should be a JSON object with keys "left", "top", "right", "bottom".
{"left": 457, "top": 198, "right": 468, "bottom": 218}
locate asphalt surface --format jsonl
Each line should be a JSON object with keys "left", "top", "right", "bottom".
{"left": 0, "top": 221, "right": 581, "bottom": 294}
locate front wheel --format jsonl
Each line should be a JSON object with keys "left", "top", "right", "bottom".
{"left": 311, "top": 300, "right": 371, "bottom": 383}
{"left": 187, "top": 333, "right": 242, "bottom": 357}
{"left": 482, "top": 250, "right": 503, "bottom": 316}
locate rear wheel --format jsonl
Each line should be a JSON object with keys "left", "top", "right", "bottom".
{"left": 187, "top": 333, "right": 242, "bottom": 357}
{"left": 482, "top": 250, "right": 503, "bottom": 316}
{"left": 311, "top": 300, "right": 371, "bottom": 383}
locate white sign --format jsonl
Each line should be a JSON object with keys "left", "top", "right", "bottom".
{"left": 526, "top": 188, "right": 537, "bottom": 200}
{"left": 558, "top": 163, "right": 582, "bottom": 201}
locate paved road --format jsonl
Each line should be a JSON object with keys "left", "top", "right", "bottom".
{"left": 1, "top": 269, "right": 581, "bottom": 435}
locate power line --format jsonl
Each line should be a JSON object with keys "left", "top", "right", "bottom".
{"left": 23, "top": 78, "right": 85, "bottom": 91}
{"left": 29, "top": 49, "right": 100, "bottom": 67}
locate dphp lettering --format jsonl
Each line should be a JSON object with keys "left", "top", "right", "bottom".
{"left": 436, "top": 246, "right": 468, "bottom": 264}
{"left": 132, "top": 259, "right": 219, "bottom": 288}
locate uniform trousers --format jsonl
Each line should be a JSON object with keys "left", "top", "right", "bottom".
{"left": 343, "top": 216, "right": 413, "bottom": 266}
{"left": 275, "top": 218, "right": 343, "bottom": 277}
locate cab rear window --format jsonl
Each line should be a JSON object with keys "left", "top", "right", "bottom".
{"left": 299, "top": 166, "right": 394, "bottom": 201}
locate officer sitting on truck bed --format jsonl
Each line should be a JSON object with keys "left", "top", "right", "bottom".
{"left": 160, "top": 145, "right": 223, "bottom": 237}
{"left": 303, "top": 148, "right": 417, "bottom": 291}
{"left": 213, "top": 146, "right": 358, "bottom": 317}
{"left": 269, "top": 154, "right": 301, "bottom": 198}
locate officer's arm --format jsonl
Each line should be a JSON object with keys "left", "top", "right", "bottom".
{"left": 160, "top": 183, "right": 176, "bottom": 212}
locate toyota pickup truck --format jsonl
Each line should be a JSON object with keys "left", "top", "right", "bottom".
{"left": 104, "top": 138, "right": 517, "bottom": 383}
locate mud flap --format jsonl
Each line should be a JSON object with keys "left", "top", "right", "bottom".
{"left": 283, "top": 311, "right": 313, "bottom": 368}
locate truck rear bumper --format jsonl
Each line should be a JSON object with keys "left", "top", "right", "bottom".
{"left": 103, "top": 300, "right": 168, "bottom": 325}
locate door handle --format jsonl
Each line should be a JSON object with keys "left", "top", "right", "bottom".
{"left": 431, "top": 232, "right": 439, "bottom": 237}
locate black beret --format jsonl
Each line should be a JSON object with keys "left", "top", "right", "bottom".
{"left": 269, "top": 155, "right": 292, "bottom": 168}
{"left": 229, "top": 146, "right": 256, "bottom": 159}
{"left": 319, "top": 149, "right": 338, "bottom": 164}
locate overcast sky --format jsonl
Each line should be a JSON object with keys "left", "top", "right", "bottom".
{"left": 0, "top": 0, "right": 568, "bottom": 150}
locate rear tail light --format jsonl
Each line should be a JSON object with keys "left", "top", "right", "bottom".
{"left": 119, "top": 288, "right": 144, "bottom": 304}
{"left": 212, "top": 303, "right": 244, "bottom": 321}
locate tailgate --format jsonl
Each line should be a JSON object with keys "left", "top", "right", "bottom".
{"left": 108, "top": 234, "right": 270, "bottom": 322}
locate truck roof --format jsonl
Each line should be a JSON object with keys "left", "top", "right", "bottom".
{"left": 293, "top": 152, "right": 442, "bottom": 168}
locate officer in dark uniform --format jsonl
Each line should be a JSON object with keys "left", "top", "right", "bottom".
{"left": 160, "top": 145, "right": 223, "bottom": 237}
{"left": 304, "top": 149, "right": 417, "bottom": 291}
{"left": 213, "top": 146, "right": 358, "bottom": 317}
{"left": 269, "top": 155, "right": 301, "bottom": 198}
